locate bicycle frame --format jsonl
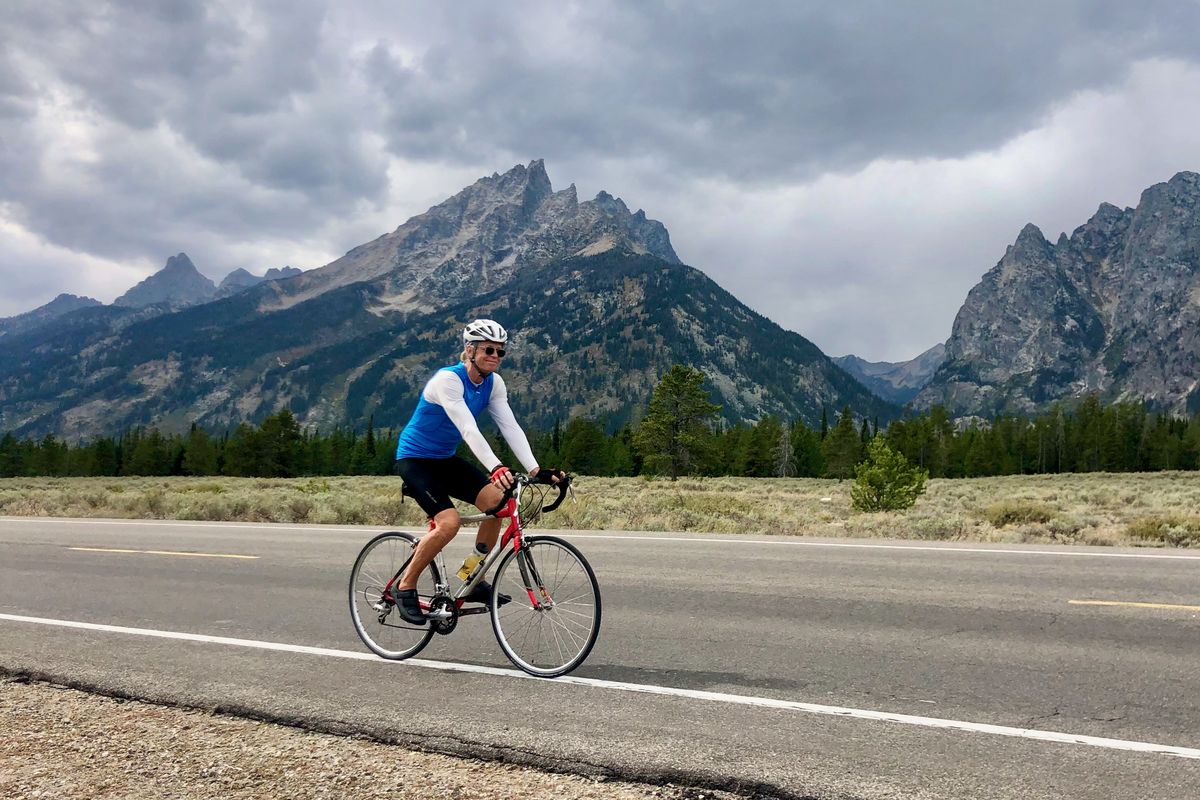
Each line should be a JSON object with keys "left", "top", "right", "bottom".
{"left": 385, "top": 476, "right": 553, "bottom": 621}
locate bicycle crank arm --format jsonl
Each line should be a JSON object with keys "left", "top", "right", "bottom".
{"left": 454, "top": 606, "right": 490, "bottom": 616}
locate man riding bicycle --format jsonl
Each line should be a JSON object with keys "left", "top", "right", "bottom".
{"left": 392, "top": 318, "right": 562, "bottom": 625}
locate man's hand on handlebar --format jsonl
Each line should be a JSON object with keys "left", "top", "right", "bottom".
{"left": 490, "top": 465, "right": 514, "bottom": 491}
{"left": 531, "top": 467, "right": 567, "bottom": 485}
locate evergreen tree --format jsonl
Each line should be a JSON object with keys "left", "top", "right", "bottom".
{"left": 790, "top": 421, "right": 826, "bottom": 477}
{"left": 633, "top": 364, "right": 721, "bottom": 480}
{"left": 126, "top": 428, "right": 171, "bottom": 476}
{"left": 746, "top": 415, "right": 785, "bottom": 477}
{"left": 821, "top": 406, "right": 863, "bottom": 479}
{"left": 259, "top": 410, "right": 303, "bottom": 476}
{"left": 0, "top": 432, "right": 23, "bottom": 477}
{"left": 851, "top": 438, "right": 928, "bottom": 512}
{"left": 183, "top": 424, "right": 219, "bottom": 476}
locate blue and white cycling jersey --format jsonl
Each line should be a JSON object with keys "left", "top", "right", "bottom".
{"left": 395, "top": 362, "right": 538, "bottom": 472}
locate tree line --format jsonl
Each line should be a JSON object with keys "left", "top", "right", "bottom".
{"left": 2, "top": 368, "right": 1199, "bottom": 479}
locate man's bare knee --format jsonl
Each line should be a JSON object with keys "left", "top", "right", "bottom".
{"left": 432, "top": 509, "right": 461, "bottom": 538}
{"left": 475, "top": 484, "right": 504, "bottom": 512}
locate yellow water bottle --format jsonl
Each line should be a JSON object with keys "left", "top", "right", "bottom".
{"left": 457, "top": 542, "right": 488, "bottom": 581}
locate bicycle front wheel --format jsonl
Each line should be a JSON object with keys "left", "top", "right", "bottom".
{"left": 349, "top": 531, "right": 437, "bottom": 659}
{"left": 491, "top": 535, "right": 601, "bottom": 677}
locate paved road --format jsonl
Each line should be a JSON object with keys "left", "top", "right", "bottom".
{"left": 2, "top": 517, "right": 1198, "bottom": 799}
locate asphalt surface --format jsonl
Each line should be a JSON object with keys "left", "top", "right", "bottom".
{"left": 1, "top": 517, "right": 1198, "bottom": 799}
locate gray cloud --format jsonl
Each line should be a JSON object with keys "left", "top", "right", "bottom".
{"left": 3, "top": 0, "right": 1200, "bottom": 362}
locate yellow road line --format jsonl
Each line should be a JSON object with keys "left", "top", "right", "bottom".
{"left": 68, "top": 547, "right": 258, "bottom": 560}
{"left": 1069, "top": 599, "right": 1200, "bottom": 613}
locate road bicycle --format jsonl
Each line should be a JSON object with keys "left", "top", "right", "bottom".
{"left": 349, "top": 472, "right": 601, "bottom": 677}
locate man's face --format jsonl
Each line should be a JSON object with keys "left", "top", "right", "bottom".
{"left": 472, "top": 340, "right": 506, "bottom": 373}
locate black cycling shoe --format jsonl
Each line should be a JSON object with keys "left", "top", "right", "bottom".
{"left": 394, "top": 588, "right": 428, "bottom": 625}
{"left": 462, "top": 580, "right": 512, "bottom": 607}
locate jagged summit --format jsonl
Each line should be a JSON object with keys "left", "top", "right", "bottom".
{"left": 917, "top": 170, "right": 1200, "bottom": 416}
{"left": 261, "top": 160, "right": 680, "bottom": 312}
{"left": 113, "top": 253, "right": 216, "bottom": 309}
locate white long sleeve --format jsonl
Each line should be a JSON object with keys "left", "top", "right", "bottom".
{"left": 486, "top": 374, "right": 539, "bottom": 473}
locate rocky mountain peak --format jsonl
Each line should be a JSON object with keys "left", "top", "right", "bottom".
{"left": 1011, "top": 223, "right": 1050, "bottom": 255}
{"left": 113, "top": 252, "right": 216, "bottom": 309}
{"left": 263, "top": 266, "right": 302, "bottom": 281}
{"left": 263, "top": 161, "right": 680, "bottom": 312}
{"left": 219, "top": 268, "right": 257, "bottom": 287}
{"left": 162, "top": 253, "right": 198, "bottom": 274}
{"left": 917, "top": 171, "right": 1200, "bottom": 417}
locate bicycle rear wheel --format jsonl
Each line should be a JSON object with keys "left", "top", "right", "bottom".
{"left": 349, "top": 531, "right": 438, "bottom": 659}
{"left": 490, "top": 535, "right": 601, "bottom": 677}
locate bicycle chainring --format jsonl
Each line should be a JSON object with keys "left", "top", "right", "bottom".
{"left": 429, "top": 596, "right": 459, "bottom": 636}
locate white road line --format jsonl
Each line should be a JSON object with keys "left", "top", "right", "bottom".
{"left": 4, "top": 516, "right": 1200, "bottom": 560}
{"left": 2, "top": 612, "right": 1198, "bottom": 760}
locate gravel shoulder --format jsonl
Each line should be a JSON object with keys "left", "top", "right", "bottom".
{"left": 1, "top": 678, "right": 731, "bottom": 800}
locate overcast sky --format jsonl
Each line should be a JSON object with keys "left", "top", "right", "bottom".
{"left": 4, "top": 1, "right": 1200, "bottom": 361}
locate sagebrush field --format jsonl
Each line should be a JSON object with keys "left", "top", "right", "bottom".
{"left": 2, "top": 472, "right": 1199, "bottom": 547}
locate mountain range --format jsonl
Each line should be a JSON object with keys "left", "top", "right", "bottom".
{"left": 0, "top": 161, "right": 891, "bottom": 439}
{"left": 4, "top": 164, "right": 1199, "bottom": 439}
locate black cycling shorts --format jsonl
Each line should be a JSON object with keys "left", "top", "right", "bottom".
{"left": 395, "top": 456, "right": 490, "bottom": 518}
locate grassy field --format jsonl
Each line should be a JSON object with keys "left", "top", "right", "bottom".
{"left": 1, "top": 472, "right": 1198, "bottom": 547}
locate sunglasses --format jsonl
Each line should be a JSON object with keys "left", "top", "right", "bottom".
{"left": 479, "top": 346, "right": 506, "bottom": 357}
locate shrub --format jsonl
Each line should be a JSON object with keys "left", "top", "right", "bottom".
{"left": 850, "top": 439, "right": 928, "bottom": 512}
{"left": 983, "top": 500, "right": 1054, "bottom": 527}
{"left": 1126, "top": 516, "right": 1200, "bottom": 547}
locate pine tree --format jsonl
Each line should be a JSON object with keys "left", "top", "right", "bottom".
{"left": 851, "top": 438, "right": 928, "bottom": 512}
{"left": 746, "top": 415, "right": 784, "bottom": 477}
{"left": 183, "top": 424, "right": 219, "bottom": 476}
{"left": 821, "top": 406, "right": 863, "bottom": 479}
{"left": 790, "top": 421, "right": 826, "bottom": 477}
{"left": 633, "top": 364, "right": 721, "bottom": 480}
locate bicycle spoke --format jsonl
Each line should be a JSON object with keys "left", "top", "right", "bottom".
{"left": 544, "top": 612, "right": 586, "bottom": 648}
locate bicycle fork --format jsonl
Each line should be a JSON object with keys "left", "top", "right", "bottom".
{"left": 517, "top": 548, "right": 555, "bottom": 610}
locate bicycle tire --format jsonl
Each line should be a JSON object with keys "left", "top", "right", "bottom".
{"left": 349, "top": 531, "right": 438, "bottom": 659}
{"left": 490, "top": 535, "right": 601, "bottom": 677}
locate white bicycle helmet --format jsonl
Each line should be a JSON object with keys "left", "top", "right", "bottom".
{"left": 462, "top": 318, "right": 508, "bottom": 344}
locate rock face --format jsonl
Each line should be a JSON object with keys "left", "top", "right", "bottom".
{"left": 113, "top": 253, "right": 216, "bottom": 309}
{"left": 0, "top": 294, "right": 102, "bottom": 338}
{"left": 916, "top": 171, "right": 1200, "bottom": 416}
{"left": 834, "top": 343, "right": 946, "bottom": 405}
{"left": 260, "top": 160, "right": 680, "bottom": 312}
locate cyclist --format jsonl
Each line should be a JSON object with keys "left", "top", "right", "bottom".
{"left": 392, "top": 318, "right": 562, "bottom": 625}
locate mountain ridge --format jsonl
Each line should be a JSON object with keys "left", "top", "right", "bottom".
{"left": 916, "top": 170, "right": 1200, "bottom": 416}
